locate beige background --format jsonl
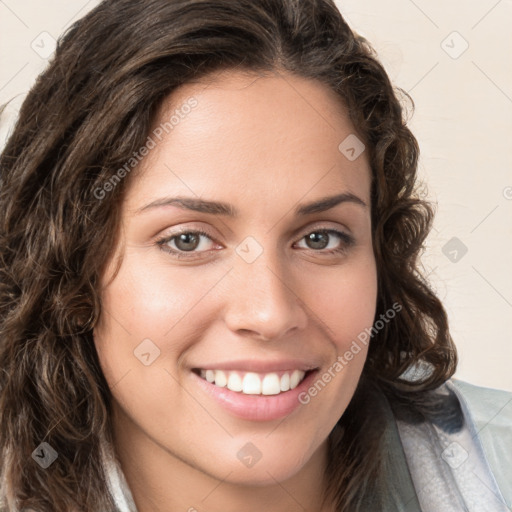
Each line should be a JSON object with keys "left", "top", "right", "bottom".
{"left": 1, "top": 0, "right": 511, "bottom": 391}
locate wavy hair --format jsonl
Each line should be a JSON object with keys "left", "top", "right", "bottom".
{"left": 0, "top": 0, "right": 457, "bottom": 510}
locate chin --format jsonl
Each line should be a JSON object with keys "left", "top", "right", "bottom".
{"left": 199, "top": 436, "right": 319, "bottom": 487}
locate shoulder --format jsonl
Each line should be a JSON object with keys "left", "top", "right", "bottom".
{"left": 448, "top": 378, "right": 512, "bottom": 432}
{"left": 447, "top": 378, "right": 512, "bottom": 508}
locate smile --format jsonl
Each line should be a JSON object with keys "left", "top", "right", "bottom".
{"left": 196, "top": 369, "right": 307, "bottom": 395}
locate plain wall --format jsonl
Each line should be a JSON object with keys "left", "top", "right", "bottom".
{"left": 1, "top": 0, "right": 511, "bottom": 391}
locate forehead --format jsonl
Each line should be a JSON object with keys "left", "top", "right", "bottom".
{"left": 125, "top": 69, "right": 371, "bottom": 213}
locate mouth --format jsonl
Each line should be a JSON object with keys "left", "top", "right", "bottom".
{"left": 192, "top": 368, "right": 311, "bottom": 396}
{"left": 190, "top": 366, "right": 319, "bottom": 421}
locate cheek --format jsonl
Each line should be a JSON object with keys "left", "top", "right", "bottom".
{"left": 92, "top": 254, "right": 207, "bottom": 429}
{"left": 304, "top": 254, "right": 378, "bottom": 349}
{"left": 92, "top": 250, "right": 233, "bottom": 392}
{"left": 98, "top": 251, "right": 229, "bottom": 339}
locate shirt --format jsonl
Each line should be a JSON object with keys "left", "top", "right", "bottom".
{"left": 105, "top": 378, "right": 512, "bottom": 511}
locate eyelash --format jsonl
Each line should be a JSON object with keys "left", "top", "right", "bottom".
{"left": 155, "top": 226, "right": 355, "bottom": 260}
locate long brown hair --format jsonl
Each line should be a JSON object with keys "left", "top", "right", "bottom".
{"left": 0, "top": 0, "right": 457, "bottom": 510}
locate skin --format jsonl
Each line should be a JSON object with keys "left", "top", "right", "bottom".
{"left": 93, "top": 68, "right": 378, "bottom": 512}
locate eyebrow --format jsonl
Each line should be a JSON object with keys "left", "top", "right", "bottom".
{"left": 134, "top": 192, "right": 367, "bottom": 217}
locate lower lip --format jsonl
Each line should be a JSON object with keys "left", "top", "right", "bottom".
{"left": 191, "top": 370, "right": 318, "bottom": 422}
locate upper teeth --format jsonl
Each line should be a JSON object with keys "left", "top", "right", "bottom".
{"left": 199, "top": 369, "right": 306, "bottom": 395}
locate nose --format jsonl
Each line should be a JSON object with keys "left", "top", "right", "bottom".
{"left": 223, "top": 249, "right": 308, "bottom": 341}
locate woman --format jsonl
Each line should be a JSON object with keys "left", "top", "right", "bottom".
{"left": 0, "top": 0, "right": 510, "bottom": 511}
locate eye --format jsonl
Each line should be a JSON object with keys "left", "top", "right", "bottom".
{"left": 156, "top": 228, "right": 218, "bottom": 259}
{"left": 295, "top": 228, "right": 354, "bottom": 255}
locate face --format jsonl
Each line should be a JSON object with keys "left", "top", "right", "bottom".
{"left": 93, "top": 69, "right": 377, "bottom": 489}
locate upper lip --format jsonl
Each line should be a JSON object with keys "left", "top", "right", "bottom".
{"left": 192, "top": 359, "right": 320, "bottom": 373}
